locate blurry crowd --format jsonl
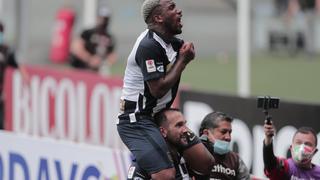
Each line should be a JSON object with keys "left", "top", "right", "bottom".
{"left": 268, "top": 0, "right": 320, "bottom": 54}
{"left": 69, "top": 6, "right": 117, "bottom": 75}
{"left": 0, "top": 5, "right": 118, "bottom": 130}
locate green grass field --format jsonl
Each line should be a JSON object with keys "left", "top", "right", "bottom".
{"left": 111, "top": 53, "right": 320, "bottom": 104}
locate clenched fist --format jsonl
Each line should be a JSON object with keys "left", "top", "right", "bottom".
{"left": 179, "top": 42, "right": 195, "bottom": 64}
{"left": 264, "top": 120, "right": 275, "bottom": 145}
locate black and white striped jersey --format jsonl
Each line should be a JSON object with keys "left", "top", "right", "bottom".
{"left": 127, "top": 154, "right": 191, "bottom": 180}
{"left": 119, "top": 29, "right": 183, "bottom": 118}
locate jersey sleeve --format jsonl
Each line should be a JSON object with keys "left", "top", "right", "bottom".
{"left": 237, "top": 157, "right": 250, "bottom": 180}
{"left": 263, "top": 141, "right": 289, "bottom": 179}
{"left": 135, "top": 44, "right": 166, "bottom": 81}
{"left": 264, "top": 157, "right": 289, "bottom": 180}
{"left": 181, "top": 129, "right": 201, "bottom": 150}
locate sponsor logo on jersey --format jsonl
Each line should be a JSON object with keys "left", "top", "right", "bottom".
{"left": 146, "top": 59, "right": 156, "bottom": 73}
{"left": 212, "top": 164, "right": 236, "bottom": 176}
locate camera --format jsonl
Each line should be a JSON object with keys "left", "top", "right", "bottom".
{"left": 257, "top": 96, "right": 280, "bottom": 110}
{"left": 257, "top": 96, "right": 280, "bottom": 124}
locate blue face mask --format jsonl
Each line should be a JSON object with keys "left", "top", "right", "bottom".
{"left": 213, "top": 139, "right": 230, "bottom": 155}
{"left": 0, "top": 32, "right": 3, "bottom": 44}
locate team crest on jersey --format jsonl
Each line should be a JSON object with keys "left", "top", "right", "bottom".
{"left": 146, "top": 59, "right": 156, "bottom": 73}
{"left": 157, "top": 65, "right": 164, "bottom": 72}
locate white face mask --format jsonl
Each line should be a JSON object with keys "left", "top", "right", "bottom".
{"left": 291, "top": 144, "right": 315, "bottom": 164}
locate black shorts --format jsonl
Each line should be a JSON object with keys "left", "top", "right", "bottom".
{"left": 117, "top": 117, "right": 174, "bottom": 175}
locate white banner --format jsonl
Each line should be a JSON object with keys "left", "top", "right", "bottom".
{"left": 0, "top": 131, "right": 131, "bottom": 180}
{"left": 4, "top": 66, "right": 125, "bottom": 149}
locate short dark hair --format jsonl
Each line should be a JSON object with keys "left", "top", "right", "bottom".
{"left": 293, "top": 126, "right": 318, "bottom": 146}
{"left": 199, "top": 111, "right": 233, "bottom": 136}
{"left": 154, "top": 108, "right": 181, "bottom": 127}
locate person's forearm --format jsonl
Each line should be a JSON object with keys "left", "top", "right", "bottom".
{"left": 147, "top": 59, "right": 187, "bottom": 98}
{"left": 106, "top": 52, "right": 117, "bottom": 66}
{"left": 71, "top": 39, "right": 92, "bottom": 63}
{"left": 263, "top": 140, "right": 277, "bottom": 170}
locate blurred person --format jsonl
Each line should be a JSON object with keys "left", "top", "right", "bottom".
{"left": 0, "top": 21, "right": 29, "bottom": 129}
{"left": 285, "top": 0, "right": 320, "bottom": 53}
{"left": 69, "top": 6, "right": 117, "bottom": 75}
{"left": 117, "top": 0, "right": 214, "bottom": 179}
{"left": 128, "top": 108, "right": 211, "bottom": 179}
{"left": 197, "top": 111, "right": 250, "bottom": 180}
{"left": 286, "top": 0, "right": 320, "bottom": 15}
{"left": 274, "top": 0, "right": 290, "bottom": 16}
{"left": 263, "top": 120, "right": 320, "bottom": 179}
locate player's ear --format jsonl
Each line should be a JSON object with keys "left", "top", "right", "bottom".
{"left": 159, "top": 126, "right": 167, "bottom": 138}
{"left": 202, "top": 129, "right": 210, "bottom": 136}
{"left": 154, "top": 14, "right": 163, "bottom": 23}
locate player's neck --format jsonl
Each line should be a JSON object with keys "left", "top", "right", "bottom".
{"left": 167, "top": 143, "right": 180, "bottom": 163}
{"left": 149, "top": 26, "right": 173, "bottom": 42}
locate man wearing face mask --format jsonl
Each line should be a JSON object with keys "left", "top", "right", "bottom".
{"left": 197, "top": 111, "right": 250, "bottom": 180}
{"left": 263, "top": 121, "right": 320, "bottom": 179}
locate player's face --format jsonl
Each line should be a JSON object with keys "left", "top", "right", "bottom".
{"left": 292, "top": 132, "right": 317, "bottom": 151}
{"left": 165, "top": 111, "right": 188, "bottom": 147}
{"left": 160, "top": 0, "right": 183, "bottom": 35}
{"left": 209, "top": 120, "right": 232, "bottom": 142}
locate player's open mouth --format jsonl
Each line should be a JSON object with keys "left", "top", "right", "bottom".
{"left": 177, "top": 18, "right": 183, "bottom": 27}
{"left": 181, "top": 135, "right": 187, "bottom": 142}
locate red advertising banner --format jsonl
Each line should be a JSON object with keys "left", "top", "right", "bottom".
{"left": 3, "top": 66, "right": 125, "bottom": 149}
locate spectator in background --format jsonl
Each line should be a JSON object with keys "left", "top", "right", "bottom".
{"left": 198, "top": 111, "right": 250, "bottom": 180}
{"left": 286, "top": 0, "right": 320, "bottom": 53}
{"left": 263, "top": 120, "right": 320, "bottom": 179}
{"left": 274, "top": 0, "right": 290, "bottom": 16}
{"left": 0, "top": 21, "right": 29, "bottom": 129}
{"left": 69, "top": 7, "right": 117, "bottom": 75}
{"left": 287, "top": 0, "right": 320, "bottom": 15}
